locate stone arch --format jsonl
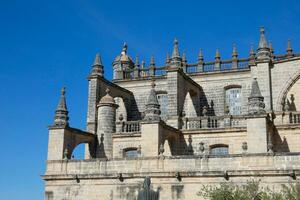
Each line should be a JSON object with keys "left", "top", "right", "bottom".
{"left": 182, "top": 90, "right": 198, "bottom": 117}
{"left": 114, "top": 97, "right": 127, "bottom": 121}
{"left": 67, "top": 140, "right": 95, "bottom": 160}
{"left": 276, "top": 69, "right": 300, "bottom": 111}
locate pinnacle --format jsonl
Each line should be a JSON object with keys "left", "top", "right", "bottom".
{"left": 258, "top": 26, "right": 268, "bottom": 49}
{"left": 250, "top": 78, "right": 263, "bottom": 98}
{"left": 93, "top": 53, "right": 103, "bottom": 66}
{"left": 215, "top": 48, "right": 220, "bottom": 59}
{"left": 150, "top": 55, "right": 155, "bottom": 66}
{"left": 172, "top": 38, "right": 180, "bottom": 58}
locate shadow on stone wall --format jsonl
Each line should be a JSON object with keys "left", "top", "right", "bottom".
{"left": 272, "top": 126, "right": 290, "bottom": 153}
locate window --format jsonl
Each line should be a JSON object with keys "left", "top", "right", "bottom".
{"left": 225, "top": 87, "right": 242, "bottom": 115}
{"left": 123, "top": 148, "right": 139, "bottom": 158}
{"left": 157, "top": 92, "right": 168, "bottom": 120}
{"left": 45, "top": 192, "right": 53, "bottom": 200}
{"left": 210, "top": 145, "right": 229, "bottom": 156}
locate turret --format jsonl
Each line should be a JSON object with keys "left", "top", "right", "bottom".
{"left": 112, "top": 43, "right": 134, "bottom": 80}
{"left": 96, "top": 88, "right": 118, "bottom": 159}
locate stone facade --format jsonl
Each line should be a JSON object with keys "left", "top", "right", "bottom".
{"left": 43, "top": 28, "right": 300, "bottom": 200}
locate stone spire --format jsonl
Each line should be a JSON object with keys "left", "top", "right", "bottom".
{"left": 215, "top": 49, "right": 221, "bottom": 61}
{"left": 141, "top": 60, "right": 145, "bottom": 69}
{"left": 182, "top": 51, "right": 187, "bottom": 64}
{"left": 91, "top": 53, "right": 104, "bottom": 76}
{"left": 170, "top": 38, "right": 182, "bottom": 67}
{"left": 269, "top": 41, "right": 274, "bottom": 54}
{"left": 198, "top": 49, "right": 204, "bottom": 62}
{"left": 256, "top": 27, "right": 271, "bottom": 61}
{"left": 232, "top": 44, "right": 238, "bottom": 60}
{"left": 135, "top": 56, "right": 140, "bottom": 68}
{"left": 150, "top": 55, "right": 155, "bottom": 67}
{"left": 122, "top": 42, "right": 128, "bottom": 54}
{"left": 54, "top": 87, "right": 69, "bottom": 127}
{"left": 172, "top": 38, "right": 180, "bottom": 58}
{"left": 144, "top": 79, "right": 161, "bottom": 122}
{"left": 248, "top": 78, "right": 266, "bottom": 115}
{"left": 249, "top": 45, "right": 256, "bottom": 65}
{"left": 286, "top": 39, "right": 293, "bottom": 57}
{"left": 165, "top": 53, "right": 171, "bottom": 65}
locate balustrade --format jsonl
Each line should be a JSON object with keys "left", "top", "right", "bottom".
{"left": 182, "top": 115, "right": 246, "bottom": 130}
{"left": 116, "top": 121, "right": 141, "bottom": 134}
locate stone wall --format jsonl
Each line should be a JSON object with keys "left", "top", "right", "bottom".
{"left": 44, "top": 154, "right": 300, "bottom": 200}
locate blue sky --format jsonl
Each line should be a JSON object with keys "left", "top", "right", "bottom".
{"left": 0, "top": 0, "right": 300, "bottom": 199}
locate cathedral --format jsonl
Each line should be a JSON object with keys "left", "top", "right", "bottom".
{"left": 43, "top": 28, "right": 300, "bottom": 200}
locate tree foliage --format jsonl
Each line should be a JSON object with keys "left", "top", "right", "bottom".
{"left": 197, "top": 180, "right": 300, "bottom": 200}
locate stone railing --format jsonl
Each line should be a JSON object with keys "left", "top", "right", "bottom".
{"left": 117, "top": 53, "right": 300, "bottom": 80}
{"left": 274, "top": 111, "right": 300, "bottom": 126}
{"left": 182, "top": 115, "right": 246, "bottom": 130}
{"left": 116, "top": 120, "right": 141, "bottom": 134}
{"left": 121, "top": 58, "right": 250, "bottom": 80}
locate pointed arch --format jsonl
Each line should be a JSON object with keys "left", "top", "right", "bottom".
{"left": 276, "top": 69, "right": 300, "bottom": 111}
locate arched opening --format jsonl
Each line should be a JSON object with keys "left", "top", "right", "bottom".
{"left": 210, "top": 144, "right": 229, "bottom": 156}
{"left": 71, "top": 143, "right": 86, "bottom": 160}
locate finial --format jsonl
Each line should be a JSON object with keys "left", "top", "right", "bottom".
{"left": 248, "top": 78, "right": 265, "bottom": 115}
{"left": 250, "top": 44, "right": 255, "bottom": 56}
{"left": 166, "top": 53, "right": 171, "bottom": 64}
{"left": 232, "top": 43, "right": 238, "bottom": 59}
{"left": 61, "top": 87, "right": 66, "bottom": 95}
{"left": 122, "top": 42, "right": 128, "bottom": 53}
{"left": 93, "top": 53, "right": 103, "bottom": 66}
{"left": 198, "top": 49, "right": 204, "bottom": 62}
{"left": 182, "top": 51, "right": 187, "bottom": 63}
{"left": 215, "top": 48, "right": 220, "bottom": 59}
{"left": 286, "top": 39, "right": 293, "bottom": 56}
{"left": 172, "top": 38, "right": 180, "bottom": 58}
{"left": 91, "top": 53, "right": 104, "bottom": 76}
{"left": 54, "top": 86, "right": 69, "bottom": 127}
{"left": 144, "top": 77, "right": 160, "bottom": 121}
{"left": 174, "top": 38, "right": 178, "bottom": 45}
{"left": 258, "top": 26, "right": 268, "bottom": 49}
{"left": 198, "top": 49, "right": 203, "bottom": 58}
{"left": 141, "top": 60, "right": 145, "bottom": 69}
{"left": 260, "top": 26, "right": 265, "bottom": 34}
{"left": 135, "top": 56, "right": 140, "bottom": 68}
{"left": 150, "top": 55, "right": 155, "bottom": 67}
{"left": 269, "top": 41, "right": 274, "bottom": 54}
